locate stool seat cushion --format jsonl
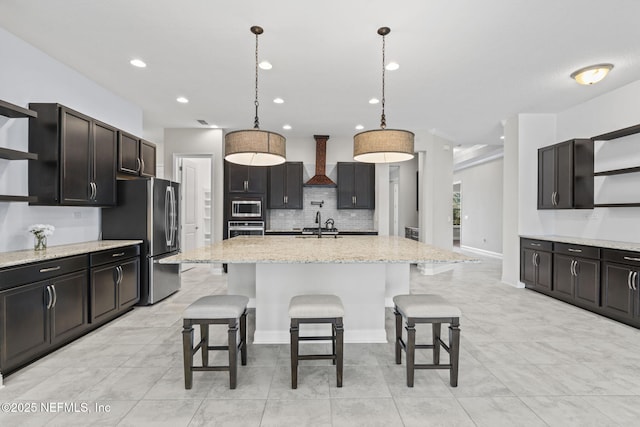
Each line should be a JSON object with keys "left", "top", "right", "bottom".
{"left": 393, "top": 294, "right": 461, "bottom": 318}
{"left": 289, "top": 294, "right": 344, "bottom": 318}
{"left": 184, "top": 295, "right": 249, "bottom": 319}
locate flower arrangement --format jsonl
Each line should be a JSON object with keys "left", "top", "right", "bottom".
{"left": 28, "top": 224, "right": 55, "bottom": 250}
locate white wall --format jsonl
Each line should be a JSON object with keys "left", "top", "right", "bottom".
{"left": 163, "top": 128, "right": 224, "bottom": 245}
{"left": 0, "top": 27, "right": 142, "bottom": 252}
{"left": 453, "top": 157, "right": 503, "bottom": 256}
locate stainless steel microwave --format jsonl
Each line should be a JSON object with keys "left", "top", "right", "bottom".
{"left": 231, "top": 199, "right": 262, "bottom": 218}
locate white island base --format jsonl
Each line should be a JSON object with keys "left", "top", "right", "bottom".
{"left": 228, "top": 263, "right": 410, "bottom": 344}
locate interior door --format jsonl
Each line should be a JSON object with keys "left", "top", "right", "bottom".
{"left": 180, "top": 159, "right": 198, "bottom": 256}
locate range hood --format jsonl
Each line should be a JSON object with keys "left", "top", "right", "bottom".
{"left": 305, "top": 135, "right": 337, "bottom": 187}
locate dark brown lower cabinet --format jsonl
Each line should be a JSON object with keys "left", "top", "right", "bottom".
{"left": 553, "top": 254, "right": 600, "bottom": 308}
{"left": 520, "top": 239, "right": 553, "bottom": 293}
{"left": 0, "top": 270, "right": 88, "bottom": 373}
{"left": 600, "top": 248, "right": 640, "bottom": 324}
{"left": 90, "top": 257, "right": 140, "bottom": 324}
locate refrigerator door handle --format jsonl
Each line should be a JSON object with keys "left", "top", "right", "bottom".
{"left": 165, "top": 186, "right": 171, "bottom": 246}
{"left": 169, "top": 186, "right": 176, "bottom": 247}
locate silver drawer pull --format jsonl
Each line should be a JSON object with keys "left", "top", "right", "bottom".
{"left": 530, "top": 243, "right": 541, "bottom": 247}
{"left": 567, "top": 248, "right": 582, "bottom": 253}
{"left": 623, "top": 256, "right": 640, "bottom": 262}
{"left": 112, "top": 252, "right": 125, "bottom": 257}
{"left": 39, "top": 266, "right": 61, "bottom": 273}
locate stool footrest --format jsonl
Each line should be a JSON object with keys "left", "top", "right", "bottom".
{"left": 192, "top": 366, "right": 231, "bottom": 372}
{"left": 414, "top": 363, "right": 453, "bottom": 370}
{"left": 298, "top": 354, "right": 336, "bottom": 361}
{"left": 299, "top": 335, "right": 335, "bottom": 341}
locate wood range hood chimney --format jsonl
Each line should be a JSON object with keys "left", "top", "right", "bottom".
{"left": 305, "top": 135, "right": 336, "bottom": 186}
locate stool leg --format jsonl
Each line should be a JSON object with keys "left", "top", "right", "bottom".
{"left": 395, "top": 309, "right": 402, "bottom": 364}
{"left": 331, "top": 323, "right": 336, "bottom": 366}
{"left": 200, "top": 323, "right": 209, "bottom": 367}
{"left": 240, "top": 310, "right": 247, "bottom": 366}
{"left": 406, "top": 321, "right": 416, "bottom": 387}
{"left": 290, "top": 319, "right": 299, "bottom": 389}
{"left": 449, "top": 319, "right": 460, "bottom": 387}
{"left": 432, "top": 322, "right": 441, "bottom": 365}
{"left": 335, "top": 318, "right": 344, "bottom": 388}
{"left": 182, "top": 321, "right": 194, "bottom": 389}
{"left": 228, "top": 319, "right": 238, "bottom": 389}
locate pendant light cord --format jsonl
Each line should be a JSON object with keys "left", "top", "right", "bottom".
{"left": 380, "top": 32, "right": 386, "bottom": 130}
{"left": 254, "top": 30, "right": 260, "bottom": 129}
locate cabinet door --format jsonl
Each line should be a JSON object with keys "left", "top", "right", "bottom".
{"left": 118, "top": 258, "right": 140, "bottom": 308}
{"left": 0, "top": 282, "right": 49, "bottom": 371}
{"left": 574, "top": 258, "right": 599, "bottom": 307}
{"left": 92, "top": 121, "right": 117, "bottom": 205}
{"left": 90, "top": 264, "right": 119, "bottom": 323}
{"left": 227, "top": 162, "right": 249, "bottom": 192}
{"left": 268, "top": 163, "right": 287, "bottom": 208}
{"left": 601, "top": 262, "right": 634, "bottom": 318}
{"left": 337, "top": 163, "right": 355, "bottom": 208}
{"left": 50, "top": 271, "right": 88, "bottom": 345}
{"left": 284, "top": 162, "right": 303, "bottom": 208}
{"left": 354, "top": 163, "right": 375, "bottom": 208}
{"left": 140, "top": 140, "right": 156, "bottom": 177}
{"left": 521, "top": 248, "right": 537, "bottom": 287}
{"left": 247, "top": 166, "right": 267, "bottom": 193}
{"left": 536, "top": 251, "right": 553, "bottom": 292}
{"left": 538, "top": 146, "right": 556, "bottom": 209}
{"left": 553, "top": 254, "right": 574, "bottom": 299}
{"left": 118, "top": 132, "right": 140, "bottom": 175}
{"left": 554, "top": 141, "right": 574, "bottom": 209}
{"left": 60, "top": 108, "right": 92, "bottom": 204}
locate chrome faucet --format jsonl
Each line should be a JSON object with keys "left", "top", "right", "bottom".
{"left": 315, "top": 211, "right": 322, "bottom": 238}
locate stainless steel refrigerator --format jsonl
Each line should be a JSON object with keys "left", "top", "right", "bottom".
{"left": 101, "top": 178, "right": 180, "bottom": 305}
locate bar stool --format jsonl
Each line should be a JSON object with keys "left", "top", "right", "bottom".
{"left": 182, "top": 295, "right": 248, "bottom": 389}
{"left": 393, "top": 294, "right": 461, "bottom": 387}
{"left": 289, "top": 294, "right": 344, "bottom": 389}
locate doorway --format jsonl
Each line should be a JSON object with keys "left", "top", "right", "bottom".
{"left": 453, "top": 182, "right": 461, "bottom": 247}
{"left": 173, "top": 155, "right": 214, "bottom": 271}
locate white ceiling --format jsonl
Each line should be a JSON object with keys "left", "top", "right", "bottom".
{"left": 1, "top": 0, "right": 639, "bottom": 147}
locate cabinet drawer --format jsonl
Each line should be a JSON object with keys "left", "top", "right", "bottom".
{"left": 554, "top": 243, "right": 600, "bottom": 259}
{"left": 521, "top": 238, "right": 552, "bottom": 252}
{"left": 90, "top": 245, "right": 140, "bottom": 267}
{"left": 0, "top": 255, "right": 88, "bottom": 291}
{"left": 601, "top": 249, "right": 640, "bottom": 267}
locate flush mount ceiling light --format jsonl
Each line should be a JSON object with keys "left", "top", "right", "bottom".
{"left": 570, "top": 63, "right": 613, "bottom": 85}
{"left": 225, "top": 26, "right": 286, "bottom": 166}
{"left": 354, "top": 27, "right": 414, "bottom": 163}
{"left": 176, "top": 96, "right": 189, "bottom": 103}
{"left": 130, "top": 58, "right": 146, "bottom": 68}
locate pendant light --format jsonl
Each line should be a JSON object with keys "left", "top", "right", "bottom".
{"left": 354, "top": 27, "right": 414, "bottom": 163}
{"left": 225, "top": 26, "right": 286, "bottom": 166}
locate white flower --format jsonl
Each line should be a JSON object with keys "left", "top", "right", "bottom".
{"left": 28, "top": 224, "right": 55, "bottom": 237}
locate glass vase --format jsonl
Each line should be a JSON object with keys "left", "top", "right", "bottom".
{"left": 34, "top": 234, "right": 47, "bottom": 251}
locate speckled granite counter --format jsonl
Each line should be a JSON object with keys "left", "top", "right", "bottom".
{"left": 0, "top": 240, "right": 143, "bottom": 269}
{"left": 165, "top": 236, "right": 476, "bottom": 344}
{"left": 163, "top": 235, "right": 475, "bottom": 264}
{"left": 520, "top": 235, "right": 640, "bottom": 252}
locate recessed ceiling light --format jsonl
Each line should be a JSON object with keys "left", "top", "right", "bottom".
{"left": 176, "top": 97, "right": 189, "bottom": 103}
{"left": 500, "top": 135, "right": 505, "bottom": 140}
{"left": 130, "top": 58, "right": 147, "bottom": 68}
{"left": 273, "top": 98, "right": 284, "bottom": 104}
{"left": 259, "top": 61, "right": 272, "bottom": 70}
{"left": 369, "top": 98, "right": 379, "bottom": 104}
{"left": 209, "top": 125, "right": 219, "bottom": 129}
{"left": 355, "top": 125, "right": 364, "bottom": 130}
{"left": 570, "top": 63, "right": 613, "bottom": 85}
{"left": 385, "top": 62, "right": 400, "bottom": 71}
{"left": 282, "top": 124, "right": 292, "bottom": 130}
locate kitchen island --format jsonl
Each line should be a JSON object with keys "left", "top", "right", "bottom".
{"left": 164, "top": 235, "right": 475, "bottom": 343}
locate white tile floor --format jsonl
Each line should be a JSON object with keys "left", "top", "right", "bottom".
{"left": 2, "top": 255, "right": 640, "bottom": 426}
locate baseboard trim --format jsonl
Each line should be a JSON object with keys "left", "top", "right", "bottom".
{"left": 460, "top": 245, "right": 503, "bottom": 260}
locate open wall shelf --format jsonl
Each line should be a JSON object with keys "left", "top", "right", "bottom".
{"left": 0, "top": 195, "right": 37, "bottom": 203}
{"left": 0, "top": 147, "right": 38, "bottom": 161}
{"left": 0, "top": 99, "right": 37, "bottom": 119}
{"left": 594, "top": 166, "right": 640, "bottom": 177}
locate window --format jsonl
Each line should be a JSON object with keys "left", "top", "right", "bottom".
{"left": 452, "top": 191, "right": 461, "bottom": 226}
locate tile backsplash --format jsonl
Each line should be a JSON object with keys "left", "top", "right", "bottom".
{"left": 266, "top": 187, "right": 374, "bottom": 231}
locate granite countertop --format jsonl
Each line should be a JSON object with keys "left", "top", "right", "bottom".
{"left": 162, "top": 235, "right": 477, "bottom": 264}
{"left": 0, "top": 240, "right": 143, "bottom": 269}
{"left": 521, "top": 235, "right": 640, "bottom": 252}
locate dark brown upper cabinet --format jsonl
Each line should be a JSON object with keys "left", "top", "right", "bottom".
{"left": 337, "top": 162, "right": 375, "bottom": 209}
{"left": 268, "top": 162, "right": 303, "bottom": 209}
{"left": 537, "top": 139, "right": 593, "bottom": 209}
{"left": 28, "top": 103, "right": 117, "bottom": 206}
{"left": 225, "top": 161, "right": 267, "bottom": 194}
{"left": 117, "top": 132, "right": 156, "bottom": 178}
